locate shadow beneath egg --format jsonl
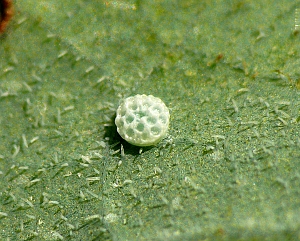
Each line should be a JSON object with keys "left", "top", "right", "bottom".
{"left": 103, "top": 113, "right": 154, "bottom": 157}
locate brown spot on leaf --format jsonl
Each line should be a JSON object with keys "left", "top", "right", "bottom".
{"left": 0, "top": 0, "right": 14, "bottom": 34}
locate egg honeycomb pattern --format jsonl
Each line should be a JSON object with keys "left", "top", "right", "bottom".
{"left": 115, "top": 94, "right": 170, "bottom": 146}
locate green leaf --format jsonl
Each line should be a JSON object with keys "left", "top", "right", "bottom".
{"left": 1, "top": 0, "right": 300, "bottom": 240}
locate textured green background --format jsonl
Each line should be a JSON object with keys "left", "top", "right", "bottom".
{"left": 1, "top": 0, "right": 300, "bottom": 240}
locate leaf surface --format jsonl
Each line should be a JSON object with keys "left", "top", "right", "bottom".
{"left": 0, "top": 0, "right": 300, "bottom": 240}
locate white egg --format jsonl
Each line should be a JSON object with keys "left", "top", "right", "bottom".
{"left": 115, "top": 94, "right": 170, "bottom": 146}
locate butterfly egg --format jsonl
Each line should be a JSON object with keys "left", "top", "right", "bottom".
{"left": 115, "top": 94, "right": 170, "bottom": 147}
